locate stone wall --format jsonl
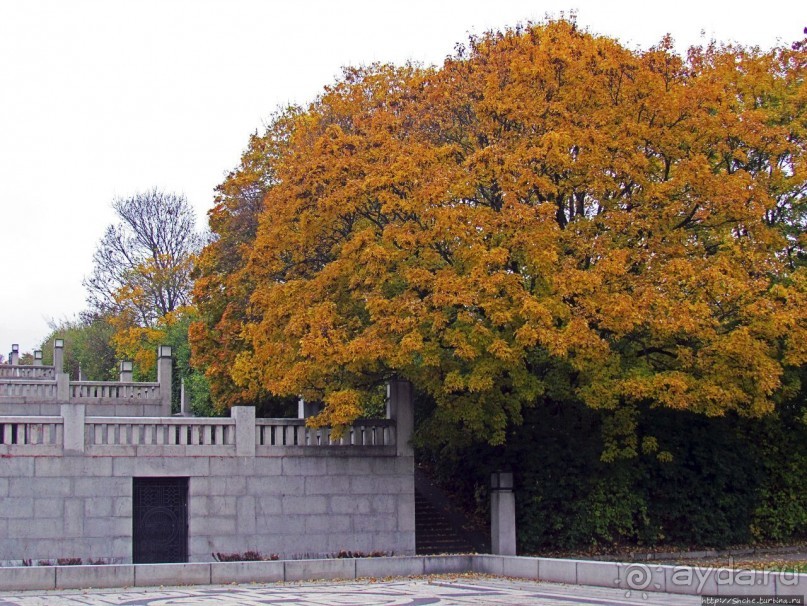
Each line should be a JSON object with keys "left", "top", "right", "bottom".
{"left": 0, "top": 342, "right": 417, "bottom": 564}
{"left": 0, "top": 452, "right": 414, "bottom": 564}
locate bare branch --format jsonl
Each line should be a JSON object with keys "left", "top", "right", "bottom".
{"left": 83, "top": 189, "right": 202, "bottom": 326}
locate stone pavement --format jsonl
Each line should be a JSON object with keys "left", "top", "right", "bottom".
{"left": 0, "top": 575, "right": 701, "bottom": 605}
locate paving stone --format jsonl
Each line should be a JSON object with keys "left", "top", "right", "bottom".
{"left": 0, "top": 575, "right": 703, "bottom": 605}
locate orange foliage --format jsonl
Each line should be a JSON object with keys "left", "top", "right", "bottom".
{"left": 190, "top": 109, "right": 302, "bottom": 410}
{"left": 194, "top": 21, "right": 807, "bottom": 449}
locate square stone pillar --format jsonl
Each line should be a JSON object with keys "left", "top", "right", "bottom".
{"left": 61, "top": 403, "right": 85, "bottom": 455}
{"left": 53, "top": 339, "right": 64, "bottom": 374}
{"left": 33, "top": 350, "right": 43, "bottom": 366}
{"left": 386, "top": 378, "right": 414, "bottom": 457}
{"left": 233, "top": 406, "right": 256, "bottom": 457}
{"left": 9, "top": 344, "right": 19, "bottom": 365}
{"left": 297, "top": 397, "right": 322, "bottom": 419}
{"left": 156, "top": 345, "right": 173, "bottom": 416}
{"left": 491, "top": 471, "right": 516, "bottom": 556}
{"left": 54, "top": 339, "right": 69, "bottom": 401}
{"left": 387, "top": 378, "right": 416, "bottom": 555}
{"left": 119, "top": 360, "right": 133, "bottom": 382}
{"left": 180, "top": 378, "right": 191, "bottom": 415}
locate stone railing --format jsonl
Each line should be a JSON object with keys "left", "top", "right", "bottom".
{"left": 71, "top": 381, "right": 161, "bottom": 400}
{"left": 256, "top": 418, "right": 395, "bottom": 448}
{"left": 0, "top": 415, "right": 64, "bottom": 455}
{"left": 0, "top": 364, "right": 55, "bottom": 379}
{"left": 0, "top": 380, "right": 59, "bottom": 399}
{"left": 0, "top": 379, "right": 166, "bottom": 417}
{"left": 0, "top": 343, "right": 173, "bottom": 416}
{"left": 84, "top": 416, "right": 236, "bottom": 456}
{"left": 0, "top": 405, "right": 398, "bottom": 458}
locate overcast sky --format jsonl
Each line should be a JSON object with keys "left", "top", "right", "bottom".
{"left": 0, "top": 0, "right": 803, "bottom": 353}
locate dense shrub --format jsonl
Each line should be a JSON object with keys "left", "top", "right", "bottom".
{"left": 418, "top": 384, "right": 807, "bottom": 552}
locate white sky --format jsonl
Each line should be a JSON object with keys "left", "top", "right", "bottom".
{"left": 0, "top": 0, "right": 803, "bottom": 353}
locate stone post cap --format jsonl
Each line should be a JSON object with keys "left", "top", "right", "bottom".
{"left": 120, "top": 360, "right": 133, "bottom": 372}
{"left": 54, "top": 339, "right": 64, "bottom": 348}
{"left": 11, "top": 344, "right": 19, "bottom": 353}
{"left": 157, "top": 345, "right": 172, "bottom": 359}
{"left": 34, "top": 350, "right": 43, "bottom": 360}
{"left": 491, "top": 471, "right": 514, "bottom": 491}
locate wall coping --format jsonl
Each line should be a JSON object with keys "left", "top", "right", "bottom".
{"left": 0, "top": 554, "right": 803, "bottom": 596}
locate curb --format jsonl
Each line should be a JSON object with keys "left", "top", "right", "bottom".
{"left": 0, "top": 554, "right": 803, "bottom": 597}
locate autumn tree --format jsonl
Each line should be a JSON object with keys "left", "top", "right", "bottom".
{"left": 108, "top": 305, "right": 213, "bottom": 414}
{"left": 195, "top": 21, "right": 807, "bottom": 452}
{"left": 80, "top": 189, "right": 210, "bottom": 412}
{"left": 190, "top": 108, "right": 303, "bottom": 413}
{"left": 84, "top": 189, "right": 203, "bottom": 328}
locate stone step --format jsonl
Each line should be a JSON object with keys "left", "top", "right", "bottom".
{"left": 414, "top": 488, "right": 477, "bottom": 555}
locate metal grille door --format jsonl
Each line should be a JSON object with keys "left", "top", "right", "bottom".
{"left": 132, "top": 477, "right": 188, "bottom": 564}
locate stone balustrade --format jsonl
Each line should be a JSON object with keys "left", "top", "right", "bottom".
{"left": 256, "top": 418, "right": 395, "bottom": 448}
{"left": 85, "top": 416, "right": 236, "bottom": 456}
{"left": 0, "top": 380, "right": 59, "bottom": 399}
{"left": 0, "top": 415, "right": 64, "bottom": 455}
{"left": 0, "top": 406, "right": 397, "bottom": 458}
{"left": 70, "top": 381, "right": 161, "bottom": 400}
{"left": 0, "top": 378, "right": 165, "bottom": 417}
{"left": 0, "top": 343, "right": 172, "bottom": 416}
{"left": 0, "top": 364, "right": 55, "bottom": 379}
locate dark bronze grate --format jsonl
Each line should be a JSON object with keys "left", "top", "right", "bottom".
{"left": 132, "top": 477, "right": 188, "bottom": 564}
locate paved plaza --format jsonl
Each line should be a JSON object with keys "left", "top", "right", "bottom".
{"left": 0, "top": 575, "right": 701, "bottom": 605}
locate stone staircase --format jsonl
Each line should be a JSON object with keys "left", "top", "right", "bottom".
{"left": 414, "top": 469, "right": 489, "bottom": 555}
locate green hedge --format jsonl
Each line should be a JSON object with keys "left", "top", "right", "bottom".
{"left": 417, "top": 376, "right": 807, "bottom": 552}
